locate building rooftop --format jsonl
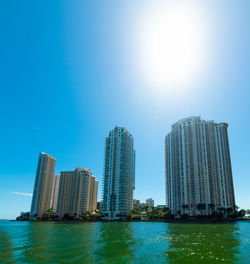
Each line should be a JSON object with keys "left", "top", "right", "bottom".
{"left": 40, "top": 152, "right": 56, "bottom": 160}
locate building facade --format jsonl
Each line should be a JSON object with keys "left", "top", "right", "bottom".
{"left": 165, "top": 117, "right": 235, "bottom": 216}
{"left": 146, "top": 198, "right": 154, "bottom": 207}
{"left": 97, "top": 201, "right": 103, "bottom": 211}
{"left": 56, "top": 168, "right": 98, "bottom": 218}
{"left": 102, "top": 126, "right": 136, "bottom": 219}
{"left": 51, "top": 174, "right": 60, "bottom": 211}
{"left": 89, "top": 175, "right": 98, "bottom": 212}
{"left": 133, "top": 199, "right": 140, "bottom": 209}
{"left": 30, "top": 152, "right": 56, "bottom": 220}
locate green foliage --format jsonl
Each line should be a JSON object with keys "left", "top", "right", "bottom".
{"left": 80, "top": 210, "right": 103, "bottom": 220}
{"left": 41, "top": 208, "right": 57, "bottom": 221}
{"left": 16, "top": 212, "right": 30, "bottom": 221}
{"left": 127, "top": 206, "right": 170, "bottom": 220}
{"left": 238, "top": 209, "right": 246, "bottom": 217}
{"left": 147, "top": 207, "right": 164, "bottom": 219}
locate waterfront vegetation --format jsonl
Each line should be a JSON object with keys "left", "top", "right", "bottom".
{"left": 126, "top": 205, "right": 249, "bottom": 221}
{"left": 16, "top": 206, "right": 250, "bottom": 222}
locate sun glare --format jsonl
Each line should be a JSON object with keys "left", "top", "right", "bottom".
{"left": 135, "top": 2, "right": 208, "bottom": 92}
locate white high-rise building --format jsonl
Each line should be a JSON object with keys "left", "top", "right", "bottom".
{"left": 102, "top": 126, "right": 136, "bottom": 219}
{"left": 30, "top": 152, "right": 56, "bottom": 220}
{"left": 165, "top": 117, "right": 235, "bottom": 216}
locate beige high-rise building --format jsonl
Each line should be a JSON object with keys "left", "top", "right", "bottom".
{"left": 51, "top": 174, "right": 60, "bottom": 210}
{"left": 89, "top": 176, "right": 98, "bottom": 211}
{"left": 56, "top": 168, "right": 98, "bottom": 218}
{"left": 30, "top": 152, "right": 56, "bottom": 220}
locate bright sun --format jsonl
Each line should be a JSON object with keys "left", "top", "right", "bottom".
{"left": 135, "top": 2, "right": 208, "bottom": 91}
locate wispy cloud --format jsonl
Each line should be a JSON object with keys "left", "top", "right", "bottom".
{"left": 12, "top": 192, "right": 32, "bottom": 197}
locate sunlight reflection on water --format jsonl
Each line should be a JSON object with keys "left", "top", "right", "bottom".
{"left": 0, "top": 221, "right": 249, "bottom": 263}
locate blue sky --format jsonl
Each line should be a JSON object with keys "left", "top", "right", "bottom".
{"left": 0, "top": 0, "right": 250, "bottom": 219}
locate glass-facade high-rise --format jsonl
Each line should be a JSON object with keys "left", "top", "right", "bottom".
{"left": 165, "top": 117, "right": 235, "bottom": 216}
{"left": 103, "top": 126, "right": 135, "bottom": 219}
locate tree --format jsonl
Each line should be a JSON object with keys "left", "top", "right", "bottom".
{"left": 131, "top": 208, "right": 140, "bottom": 215}
{"left": 238, "top": 209, "right": 246, "bottom": 217}
{"left": 126, "top": 211, "right": 133, "bottom": 220}
{"left": 80, "top": 211, "right": 91, "bottom": 220}
{"left": 165, "top": 207, "right": 173, "bottom": 218}
{"left": 16, "top": 212, "right": 30, "bottom": 221}
{"left": 42, "top": 208, "right": 57, "bottom": 221}
{"left": 126, "top": 209, "right": 140, "bottom": 220}
{"left": 163, "top": 207, "right": 170, "bottom": 213}
{"left": 141, "top": 205, "right": 149, "bottom": 212}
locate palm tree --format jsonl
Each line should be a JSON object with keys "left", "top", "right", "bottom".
{"left": 42, "top": 208, "right": 57, "bottom": 221}
{"left": 238, "top": 209, "right": 246, "bottom": 217}
{"left": 142, "top": 205, "right": 149, "bottom": 212}
{"left": 81, "top": 211, "right": 92, "bottom": 220}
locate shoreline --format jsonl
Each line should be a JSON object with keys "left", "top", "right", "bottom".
{"left": 14, "top": 217, "right": 250, "bottom": 223}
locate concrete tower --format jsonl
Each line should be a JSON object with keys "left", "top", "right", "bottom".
{"left": 56, "top": 168, "right": 98, "bottom": 218}
{"left": 89, "top": 175, "right": 98, "bottom": 212}
{"left": 165, "top": 117, "right": 235, "bottom": 216}
{"left": 30, "top": 152, "right": 56, "bottom": 220}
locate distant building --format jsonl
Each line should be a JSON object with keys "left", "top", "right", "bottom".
{"left": 56, "top": 168, "right": 98, "bottom": 218}
{"left": 146, "top": 198, "right": 154, "bottom": 207}
{"left": 133, "top": 199, "right": 140, "bottom": 209}
{"left": 157, "top": 205, "right": 166, "bottom": 209}
{"left": 102, "top": 126, "right": 136, "bottom": 219}
{"left": 97, "top": 201, "right": 103, "bottom": 211}
{"left": 165, "top": 117, "right": 235, "bottom": 216}
{"left": 30, "top": 152, "right": 56, "bottom": 220}
{"left": 140, "top": 203, "right": 147, "bottom": 208}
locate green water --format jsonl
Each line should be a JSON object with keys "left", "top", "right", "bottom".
{"left": 0, "top": 221, "right": 249, "bottom": 263}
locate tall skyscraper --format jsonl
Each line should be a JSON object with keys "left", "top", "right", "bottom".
{"left": 165, "top": 117, "right": 235, "bottom": 216}
{"left": 51, "top": 174, "right": 60, "bottom": 211}
{"left": 103, "top": 126, "right": 136, "bottom": 219}
{"left": 56, "top": 168, "right": 98, "bottom": 218}
{"left": 89, "top": 175, "right": 98, "bottom": 212}
{"left": 30, "top": 152, "right": 56, "bottom": 220}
